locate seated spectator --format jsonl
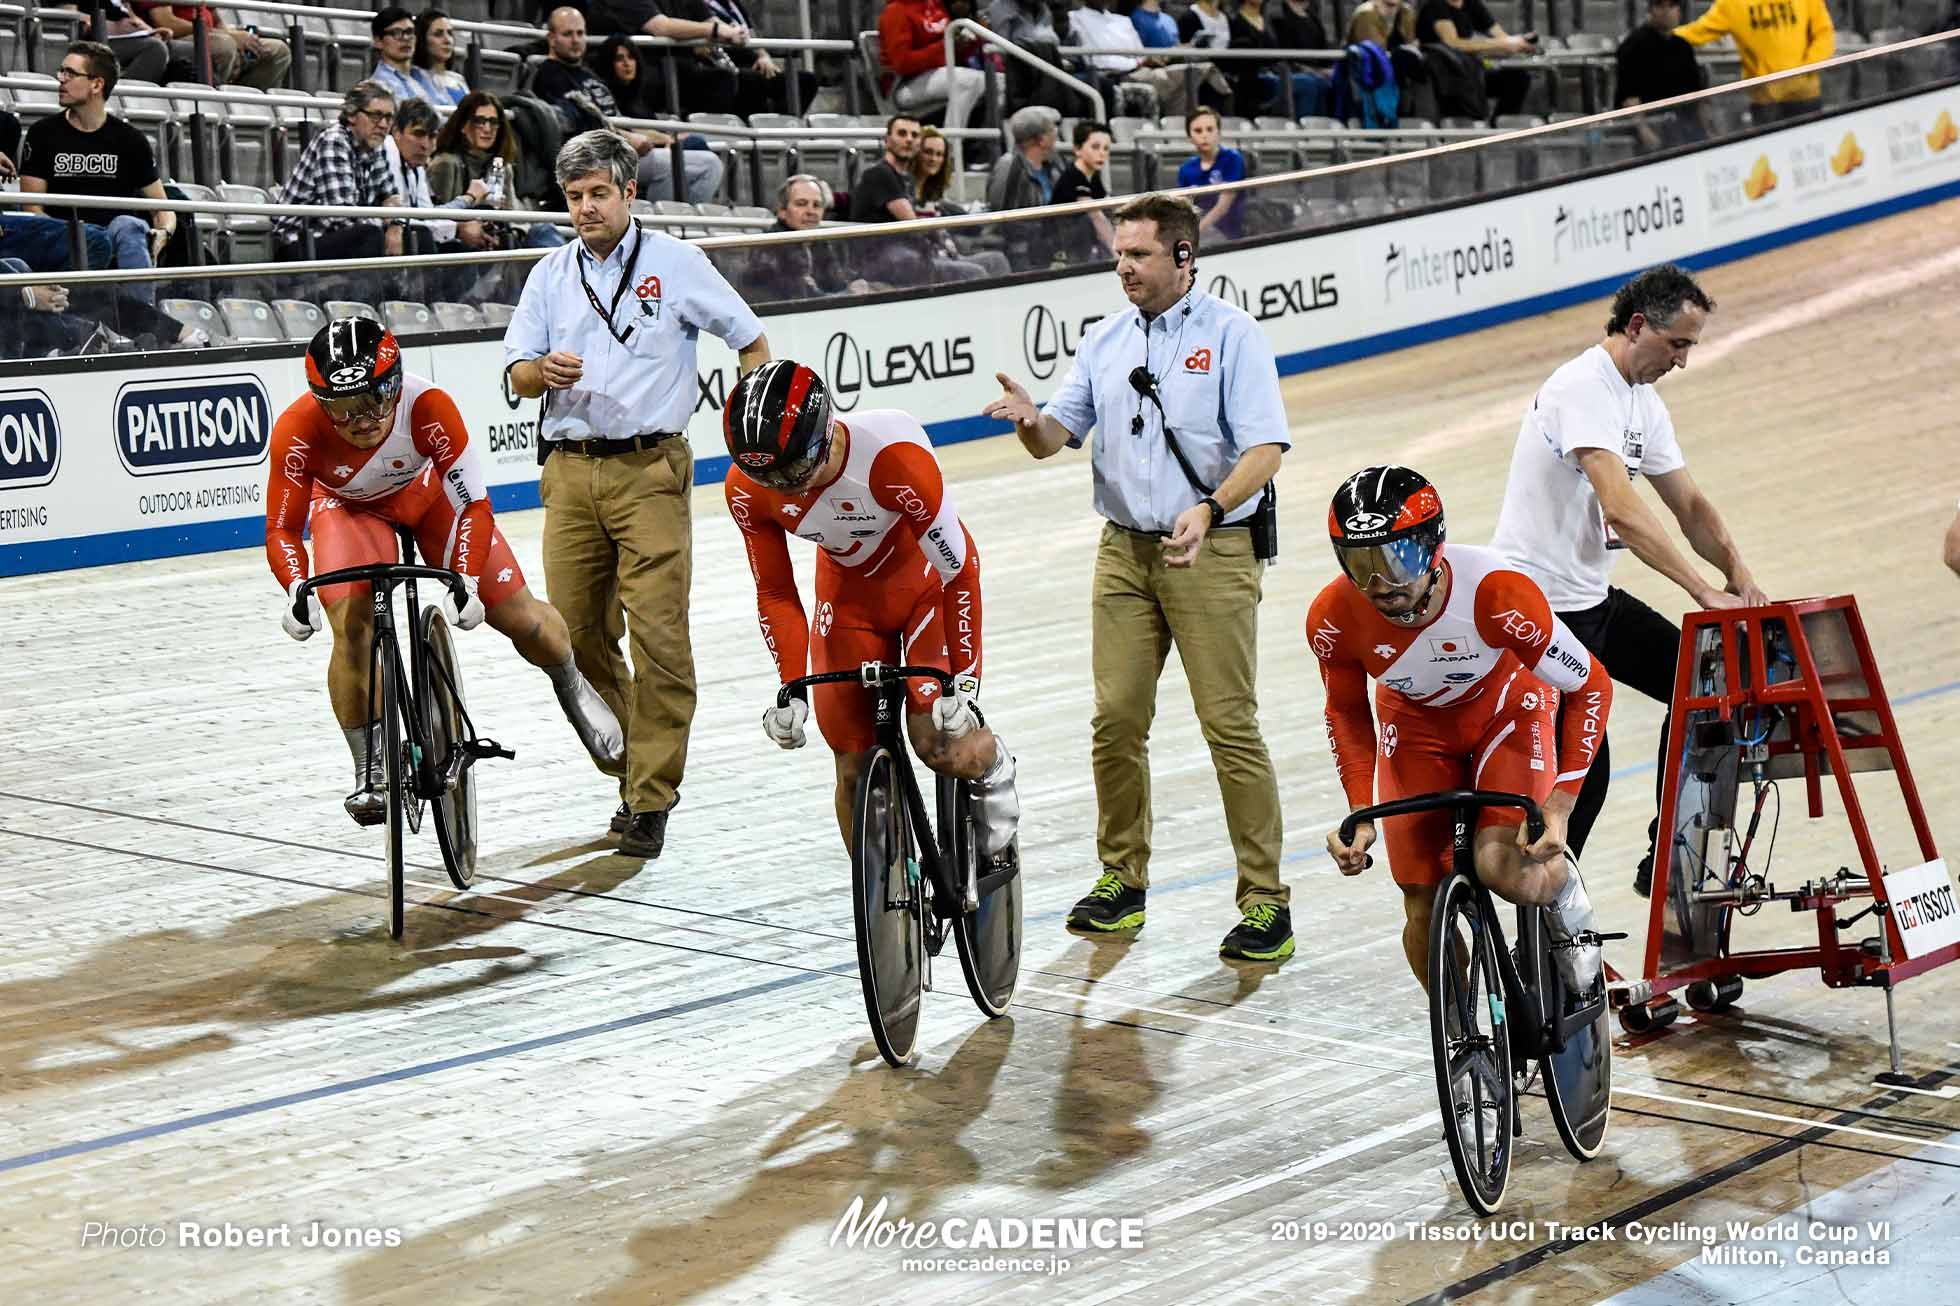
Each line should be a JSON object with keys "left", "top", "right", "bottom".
{"left": 533, "top": 8, "right": 724, "bottom": 204}
{"left": 1674, "top": 0, "right": 1833, "bottom": 122}
{"left": 1068, "top": 0, "right": 1209, "bottom": 118}
{"left": 879, "top": 0, "right": 990, "bottom": 141}
{"left": 1270, "top": 0, "right": 1338, "bottom": 113}
{"left": 1177, "top": 106, "right": 1245, "bottom": 240}
{"left": 1617, "top": 0, "right": 1707, "bottom": 150}
{"left": 413, "top": 9, "right": 473, "bottom": 109}
{"left": 66, "top": 4, "right": 187, "bottom": 85}
{"left": 381, "top": 97, "right": 489, "bottom": 301}
{"left": 1179, "top": 0, "right": 1233, "bottom": 49}
{"left": 1347, "top": 0, "right": 1425, "bottom": 108}
{"left": 366, "top": 7, "right": 449, "bottom": 105}
{"left": 847, "top": 114, "right": 1004, "bottom": 284}
{"left": 1050, "top": 119, "right": 1114, "bottom": 264}
{"left": 19, "top": 42, "right": 171, "bottom": 296}
{"left": 701, "top": 0, "right": 820, "bottom": 117}
{"left": 0, "top": 255, "right": 94, "bottom": 357}
{"left": 913, "top": 125, "right": 958, "bottom": 214}
{"left": 1130, "top": 0, "right": 1178, "bottom": 48}
{"left": 988, "top": 1, "right": 1069, "bottom": 111}
{"left": 429, "top": 92, "right": 568, "bottom": 248}
{"left": 145, "top": 5, "right": 292, "bottom": 89}
{"left": 1415, "top": 0, "right": 1535, "bottom": 120}
{"left": 594, "top": 34, "right": 671, "bottom": 118}
{"left": 1225, "top": 0, "right": 1332, "bottom": 118}
{"left": 271, "top": 80, "right": 404, "bottom": 261}
{"left": 985, "top": 105, "right": 1060, "bottom": 213}
{"left": 589, "top": 1, "right": 743, "bottom": 117}
{"left": 744, "top": 174, "right": 872, "bottom": 301}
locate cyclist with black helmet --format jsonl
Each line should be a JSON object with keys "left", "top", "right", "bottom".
{"left": 1313, "top": 466, "right": 1614, "bottom": 993}
{"left": 267, "top": 316, "right": 624, "bottom": 824}
{"left": 721, "top": 359, "right": 1019, "bottom": 857}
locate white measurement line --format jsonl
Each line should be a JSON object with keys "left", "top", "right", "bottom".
{"left": 1145, "top": 1111, "right": 1440, "bottom": 1227}
{"left": 1015, "top": 981, "right": 1425, "bottom": 1063}
{"left": 1611, "top": 1083, "right": 1960, "bottom": 1153}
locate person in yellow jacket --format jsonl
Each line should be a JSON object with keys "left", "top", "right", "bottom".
{"left": 1674, "top": 0, "right": 1835, "bottom": 118}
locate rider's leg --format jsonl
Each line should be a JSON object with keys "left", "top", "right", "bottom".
{"left": 1470, "top": 824, "right": 1570, "bottom": 906}
{"left": 904, "top": 712, "right": 996, "bottom": 780}
{"left": 833, "top": 748, "right": 873, "bottom": 851}
{"left": 483, "top": 583, "right": 625, "bottom": 770}
{"left": 1400, "top": 881, "right": 1433, "bottom": 990}
{"left": 324, "top": 594, "right": 377, "bottom": 730}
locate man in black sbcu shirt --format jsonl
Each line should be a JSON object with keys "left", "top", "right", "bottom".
{"left": 1616, "top": 0, "right": 1709, "bottom": 150}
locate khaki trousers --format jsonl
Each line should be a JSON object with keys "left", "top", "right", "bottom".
{"left": 1091, "top": 523, "right": 1286, "bottom": 910}
{"left": 540, "top": 442, "right": 695, "bottom": 814}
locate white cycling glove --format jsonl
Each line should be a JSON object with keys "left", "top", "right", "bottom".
{"left": 440, "top": 574, "right": 486, "bottom": 630}
{"left": 282, "top": 580, "right": 324, "bottom": 641}
{"left": 930, "top": 674, "right": 980, "bottom": 739}
{"left": 762, "top": 696, "right": 809, "bottom": 749}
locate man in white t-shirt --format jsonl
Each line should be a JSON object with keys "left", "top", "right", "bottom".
{"left": 1490, "top": 264, "right": 1766, "bottom": 896}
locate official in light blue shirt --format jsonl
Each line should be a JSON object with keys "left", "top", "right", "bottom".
{"left": 984, "top": 192, "right": 1292, "bottom": 961}
{"left": 504, "top": 130, "right": 770, "bottom": 860}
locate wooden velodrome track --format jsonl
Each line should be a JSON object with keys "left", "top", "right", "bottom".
{"left": 2, "top": 202, "right": 1957, "bottom": 1304}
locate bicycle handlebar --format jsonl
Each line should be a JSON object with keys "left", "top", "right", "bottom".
{"left": 1339, "top": 789, "right": 1547, "bottom": 846}
{"left": 292, "top": 563, "right": 469, "bottom": 621}
{"left": 776, "top": 662, "right": 955, "bottom": 708}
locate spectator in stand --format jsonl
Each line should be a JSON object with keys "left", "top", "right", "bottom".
{"left": 1228, "top": 0, "right": 1332, "bottom": 118}
{"left": 879, "top": 0, "right": 990, "bottom": 141}
{"left": 430, "top": 92, "right": 569, "bottom": 248}
{"left": 594, "top": 34, "right": 672, "bottom": 118}
{"left": 589, "top": 1, "right": 744, "bottom": 117}
{"left": 913, "top": 126, "right": 958, "bottom": 214}
{"left": 382, "top": 97, "right": 490, "bottom": 301}
{"left": 988, "top": 1, "right": 1068, "bottom": 111}
{"left": 1347, "top": 0, "right": 1424, "bottom": 105}
{"left": 1415, "top": 0, "right": 1536, "bottom": 120}
{"left": 271, "top": 81, "right": 404, "bottom": 262}
{"left": 1069, "top": 0, "right": 1208, "bottom": 117}
{"left": 19, "top": 42, "right": 172, "bottom": 293}
{"left": 1674, "top": 0, "right": 1834, "bottom": 122}
{"left": 65, "top": 4, "right": 187, "bottom": 85}
{"left": 700, "top": 0, "right": 819, "bottom": 116}
{"left": 1051, "top": 119, "right": 1114, "bottom": 264}
{"left": 848, "top": 114, "right": 1003, "bottom": 283}
{"left": 366, "top": 7, "right": 448, "bottom": 106}
{"left": 533, "top": 9, "right": 724, "bottom": 204}
{"left": 986, "top": 105, "right": 1061, "bottom": 213}
{"left": 144, "top": 5, "right": 292, "bottom": 89}
{"left": 1130, "top": 0, "right": 1178, "bottom": 48}
{"left": 1179, "top": 0, "right": 1233, "bottom": 49}
{"left": 1177, "top": 106, "right": 1245, "bottom": 240}
{"left": 413, "top": 9, "right": 474, "bottom": 109}
{"left": 743, "top": 174, "right": 873, "bottom": 301}
{"left": 1617, "top": 0, "right": 1708, "bottom": 150}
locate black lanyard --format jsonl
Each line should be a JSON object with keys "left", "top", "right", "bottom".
{"left": 575, "top": 223, "right": 644, "bottom": 346}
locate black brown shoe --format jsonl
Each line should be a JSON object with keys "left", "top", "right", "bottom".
{"left": 618, "top": 809, "right": 668, "bottom": 859}
{"left": 609, "top": 802, "right": 631, "bottom": 836}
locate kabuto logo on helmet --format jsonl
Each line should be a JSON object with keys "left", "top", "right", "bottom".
{"left": 1344, "top": 511, "right": 1390, "bottom": 533}
{"left": 328, "top": 366, "right": 369, "bottom": 388}
{"left": 737, "top": 451, "right": 774, "bottom": 467}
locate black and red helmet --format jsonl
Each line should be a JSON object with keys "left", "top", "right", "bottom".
{"left": 305, "top": 316, "right": 403, "bottom": 424}
{"left": 723, "top": 359, "right": 834, "bottom": 490}
{"left": 1328, "top": 465, "right": 1446, "bottom": 591}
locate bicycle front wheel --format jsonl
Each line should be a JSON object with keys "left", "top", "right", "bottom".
{"left": 1540, "top": 911, "right": 1614, "bottom": 1160}
{"left": 421, "top": 606, "right": 477, "bottom": 890}
{"left": 852, "top": 748, "right": 925, "bottom": 1068}
{"left": 1430, "top": 871, "right": 1513, "bottom": 1215}
{"left": 381, "top": 648, "right": 407, "bottom": 941}
{"left": 938, "top": 773, "right": 1021, "bottom": 1019}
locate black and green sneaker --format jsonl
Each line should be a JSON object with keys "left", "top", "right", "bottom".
{"left": 1220, "top": 903, "right": 1294, "bottom": 962}
{"left": 1066, "top": 870, "right": 1146, "bottom": 932}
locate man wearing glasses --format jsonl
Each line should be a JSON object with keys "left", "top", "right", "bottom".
{"left": 367, "top": 6, "right": 447, "bottom": 107}
{"left": 272, "top": 81, "right": 405, "bottom": 263}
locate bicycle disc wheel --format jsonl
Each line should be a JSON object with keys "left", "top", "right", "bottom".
{"left": 1429, "top": 872, "right": 1512, "bottom": 1215}
{"left": 1541, "top": 913, "right": 1614, "bottom": 1160}
{"left": 852, "top": 748, "right": 925, "bottom": 1068}
{"left": 382, "top": 648, "right": 406, "bottom": 941}
{"left": 421, "top": 607, "right": 477, "bottom": 890}
{"left": 938, "top": 774, "right": 1021, "bottom": 1019}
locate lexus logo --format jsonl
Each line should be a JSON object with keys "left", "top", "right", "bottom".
{"left": 1023, "top": 304, "right": 1062, "bottom": 381}
{"left": 1207, "top": 273, "right": 1243, "bottom": 310}
{"left": 823, "top": 330, "right": 863, "bottom": 411}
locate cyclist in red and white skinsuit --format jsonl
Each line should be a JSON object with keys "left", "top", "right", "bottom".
{"left": 722, "top": 360, "right": 1017, "bottom": 856}
{"left": 268, "top": 317, "right": 622, "bottom": 824}
{"left": 1315, "top": 466, "right": 1613, "bottom": 992}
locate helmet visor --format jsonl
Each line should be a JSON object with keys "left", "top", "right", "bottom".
{"left": 747, "top": 427, "right": 829, "bottom": 491}
{"left": 1337, "top": 535, "right": 1435, "bottom": 591}
{"left": 315, "top": 371, "right": 402, "bottom": 426}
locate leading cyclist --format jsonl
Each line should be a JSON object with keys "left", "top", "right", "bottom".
{"left": 266, "top": 317, "right": 624, "bottom": 823}
{"left": 1313, "top": 466, "right": 1613, "bottom": 993}
{"left": 721, "top": 360, "right": 1018, "bottom": 858}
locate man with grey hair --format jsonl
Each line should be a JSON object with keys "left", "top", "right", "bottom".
{"left": 503, "top": 129, "right": 771, "bottom": 858}
{"left": 741, "top": 174, "right": 870, "bottom": 301}
{"left": 985, "top": 105, "right": 1061, "bottom": 214}
{"left": 272, "top": 80, "right": 404, "bottom": 260}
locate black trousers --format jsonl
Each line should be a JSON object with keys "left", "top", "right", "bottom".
{"left": 1558, "top": 587, "right": 1682, "bottom": 865}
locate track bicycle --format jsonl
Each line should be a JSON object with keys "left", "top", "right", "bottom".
{"left": 292, "top": 525, "right": 514, "bottom": 939}
{"left": 1339, "top": 789, "right": 1622, "bottom": 1214}
{"left": 777, "top": 662, "right": 1023, "bottom": 1068}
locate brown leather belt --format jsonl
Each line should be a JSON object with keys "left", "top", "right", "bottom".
{"left": 550, "top": 432, "right": 681, "bottom": 458}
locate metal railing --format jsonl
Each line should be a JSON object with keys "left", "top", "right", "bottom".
{"left": 941, "top": 19, "right": 1107, "bottom": 201}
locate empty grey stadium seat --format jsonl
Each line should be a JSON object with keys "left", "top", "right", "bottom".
{"left": 216, "top": 184, "right": 274, "bottom": 264}
{"left": 161, "top": 298, "right": 229, "bottom": 341}
{"left": 272, "top": 299, "right": 327, "bottom": 341}
{"left": 431, "top": 302, "right": 486, "bottom": 331}
{"left": 324, "top": 300, "right": 382, "bottom": 323}
{"left": 380, "top": 301, "right": 437, "bottom": 335}
{"left": 479, "top": 303, "right": 518, "bottom": 327}
{"left": 216, "top": 298, "right": 283, "bottom": 343}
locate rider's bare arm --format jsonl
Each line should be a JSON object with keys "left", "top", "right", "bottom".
{"left": 725, "top": 478, "right": 810, "bottom": 684}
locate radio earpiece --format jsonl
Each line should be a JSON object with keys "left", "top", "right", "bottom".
{"left": 1173, "top": 240, "right": 1192, "bottom": 267}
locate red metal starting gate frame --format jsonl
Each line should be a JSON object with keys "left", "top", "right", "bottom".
{"left": 1609, "top": 596, "right": 1956, "bottom": 1080}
